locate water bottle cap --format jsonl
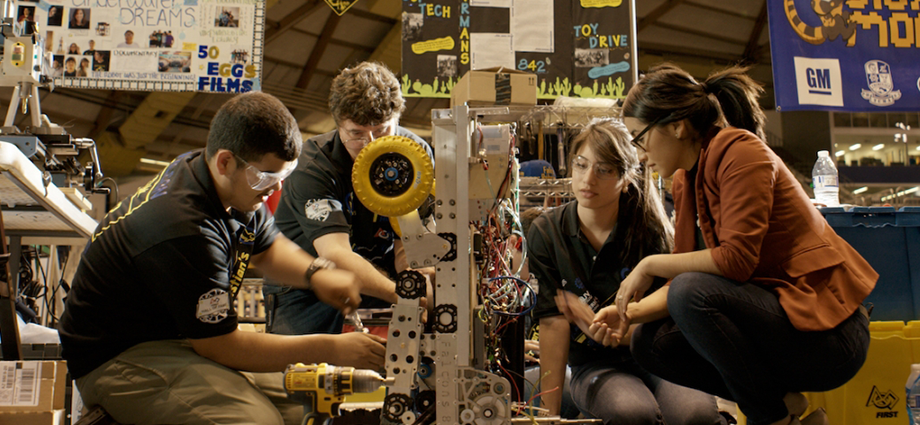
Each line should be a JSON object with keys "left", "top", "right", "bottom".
{"left": 912, "top": 364, "right": 920, "bottom": 371}
{"left": 818, "top": 150, "right": 830, "bottom": 157}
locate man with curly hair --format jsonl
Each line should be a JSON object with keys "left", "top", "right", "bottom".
{"left": 265, "top": 61, "right": 434, "bottom": 336}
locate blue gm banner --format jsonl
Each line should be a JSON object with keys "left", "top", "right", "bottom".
{"left": 767, "top": 0, "right": 920, "bottom": 112}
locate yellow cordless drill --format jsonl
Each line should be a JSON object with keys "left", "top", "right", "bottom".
{"left": 283, "top": 363, "right": 393, "bottom": 425}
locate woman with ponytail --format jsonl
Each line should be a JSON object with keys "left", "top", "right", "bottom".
{"left": 528, "top": 117, "right": 723, "bottom": 424}
{"left": 589, "top": 64, "right": 877, "bottom": 425}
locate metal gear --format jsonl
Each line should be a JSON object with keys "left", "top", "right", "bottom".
{"left": 416, "top": 390, "right": 436, "bottom": 411}
{"left": 395, "top": 270, "right": 426, "bottom": 299}
{"left": 382, "top": 393, "right": 413, "bottom": 422}
{"left": 432, "top": 304, "right": 458, "bottom": 333}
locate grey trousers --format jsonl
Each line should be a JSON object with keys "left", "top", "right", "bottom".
{"left": 76, "top": 339, "right": 304, "bottom": 425}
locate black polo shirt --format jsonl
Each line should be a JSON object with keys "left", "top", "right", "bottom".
{"left": 529, "top": 201, "right": 662, "bottom": 367}
{"left": 274, "top": 126, "right": 432, "bottom": 275}
{"left": 59, "top": 150, "right": 278, "bottom": 379}
{"left": 270, "top": 127, "right": 433, "bottom": 333}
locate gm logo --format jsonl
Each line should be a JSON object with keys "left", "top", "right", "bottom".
{"left": 794, "top": 57, "right": 843, "bottom": 107}
{"left": 807, "top": 68, "right": 832, "bottom": 95}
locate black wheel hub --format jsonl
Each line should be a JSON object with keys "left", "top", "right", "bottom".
{"left": 369, "top": 153, "right": 415, "bottom": 197}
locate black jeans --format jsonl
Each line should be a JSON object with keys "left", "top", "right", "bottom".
{"left": 631, "top": 272, "right": 870, "bottom": 425}
{"left": 568, "top": 357, "right": 723, "bottom": 425}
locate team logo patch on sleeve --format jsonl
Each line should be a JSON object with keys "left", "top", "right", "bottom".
{"left": 197, "top": 288, "right": 230, "bottom": 323}
{"left": 305, "top": 199, "right": 342, "bottom": 222}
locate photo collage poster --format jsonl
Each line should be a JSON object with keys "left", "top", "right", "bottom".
{"left": 16, "top": 0, "right": 264, "bottom": 93}
{"left": 401, "top": 0, "right": 636, "bottom": 100}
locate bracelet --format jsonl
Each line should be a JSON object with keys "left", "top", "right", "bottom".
{"left": 304, "top": 257, "right": 336, "bottom": 289}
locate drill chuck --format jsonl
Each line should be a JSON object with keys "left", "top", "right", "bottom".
{"left": 352, "top": 369, "right": 394, "bottom": 393}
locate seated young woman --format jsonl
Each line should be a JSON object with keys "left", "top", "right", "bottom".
{"left": 528, "top": 117, "right": 724, "bottom": 424}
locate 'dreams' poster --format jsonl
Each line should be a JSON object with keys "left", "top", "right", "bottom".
{"left": 19, "top": 0, "right": 264, "bottom": 93}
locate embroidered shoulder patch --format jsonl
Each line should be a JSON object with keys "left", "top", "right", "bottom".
{"left": 197, "top": 288, "right": 230, "bottom": 323}
{"left": 305, "top": 199, "right": 342, "bottom": 222}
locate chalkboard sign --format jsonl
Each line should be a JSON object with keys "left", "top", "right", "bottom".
{"left": 400, "top": 0, "right": 636, "bottom": 100}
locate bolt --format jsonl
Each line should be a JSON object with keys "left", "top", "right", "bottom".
{"left": 450, "top": 200, "right": 456, "bottom": 206}
{"left": 449, "top": 213, "right": 456, "bottom": 219}
{"left": 436, "top": 213, "right": 442, "bottom": 219}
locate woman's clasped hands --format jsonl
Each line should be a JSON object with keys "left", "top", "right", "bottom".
{"left": 589, "top": 259, "right": 658, "bottom": 346}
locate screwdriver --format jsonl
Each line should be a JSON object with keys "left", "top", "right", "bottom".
{"left": 347, "top": 310, "right": 366, "bottom": 333}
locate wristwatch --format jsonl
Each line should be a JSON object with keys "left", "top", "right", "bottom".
{"left": 304, "top": 257, "right": 336, "bottom": 288}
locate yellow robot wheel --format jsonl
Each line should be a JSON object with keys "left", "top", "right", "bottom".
{"left": 352, "top": 135, "right": 434, "bottom": 217}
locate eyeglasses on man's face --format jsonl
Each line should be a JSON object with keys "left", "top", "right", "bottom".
{"left": 234, "top": 155, "right": 298, "bottom": 191}
{"left": 340, "top": 121, "right": 394, "bottom": 146}
{"left": 571, "top": 155, "right": 618, "bottom": 180}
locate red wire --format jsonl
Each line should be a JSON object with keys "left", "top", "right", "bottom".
{"left": 496, "top": 357, "right": 523, "bottom": 405}
{"left": 525, "top": 386, "right": 560, "bottom": 411}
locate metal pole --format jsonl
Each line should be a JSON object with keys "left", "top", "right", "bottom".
{"left": 0, "top": 206, "right": 23, "bottom": 360}
{"left": 30, "top": 83, "right": 43, "bottom": 129}
{"left": 4, "top": 83, "right": 21, "bottom": 128}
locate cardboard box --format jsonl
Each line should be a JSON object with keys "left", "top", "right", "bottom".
{"left": 1, "top": 409, "right": 65, "bottom": 425}
{"left": 0, "top": 344, "right": 63, "bottom": 360}
{"left": 0, "top": 360, "right": 67, "bottom": 414}
{"left": 451, "top": 67, "right": 537, "bottom": 107}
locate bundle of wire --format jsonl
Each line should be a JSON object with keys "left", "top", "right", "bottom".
{"left": 470, "top": 123, "right": 553, "bottom": 416}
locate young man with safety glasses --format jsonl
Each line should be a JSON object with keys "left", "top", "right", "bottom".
{"left": 58, "top": 92, "right": 386, "bottom": 425}
{"left": 266, "top": 61, "right": 434, "bottom": 337}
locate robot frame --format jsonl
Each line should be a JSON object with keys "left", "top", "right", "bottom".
{"left": 338, "top": 105, "right": 599, "bottom": 425}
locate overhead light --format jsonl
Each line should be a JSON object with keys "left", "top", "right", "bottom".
{"left": 916, "top": 145, "right": 920, "bottom": 151}
{"left": 881, "top": 186, "right": 920, "bottom": 202}
{"left": 140, "top": 158, "right": 170, "bottom": 167}
{"left": 872, "top": 144, "right": 885, "bottom": 151}
{"left": 835, "top": 150, "right": 845, "bottom": 157}
{"left": 852, "top": 186, "right": 868, "bottom": 194}
{"left": 849, "top": 144, "right": 862, "bottom": 150}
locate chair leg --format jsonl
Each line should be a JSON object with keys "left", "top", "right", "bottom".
{"left": 73, "top": 405, "right": 124, "bottom": 425}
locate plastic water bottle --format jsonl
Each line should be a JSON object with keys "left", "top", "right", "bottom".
{"left": 907, "top": 364, "right": 920, "bottom": 424}
{"left": 812, "top": 150, "right": 840, "bottom": 207}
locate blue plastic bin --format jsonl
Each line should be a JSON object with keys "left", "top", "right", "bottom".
{"left": 821, "top": 207, "right": 920, "bottom": 321}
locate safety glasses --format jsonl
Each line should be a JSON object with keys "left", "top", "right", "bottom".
{"left": 571, "top": 156, "right": 618, "bottom": 180}
{"left": 234, "top": 155, "right": 298, "bottom": 190}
